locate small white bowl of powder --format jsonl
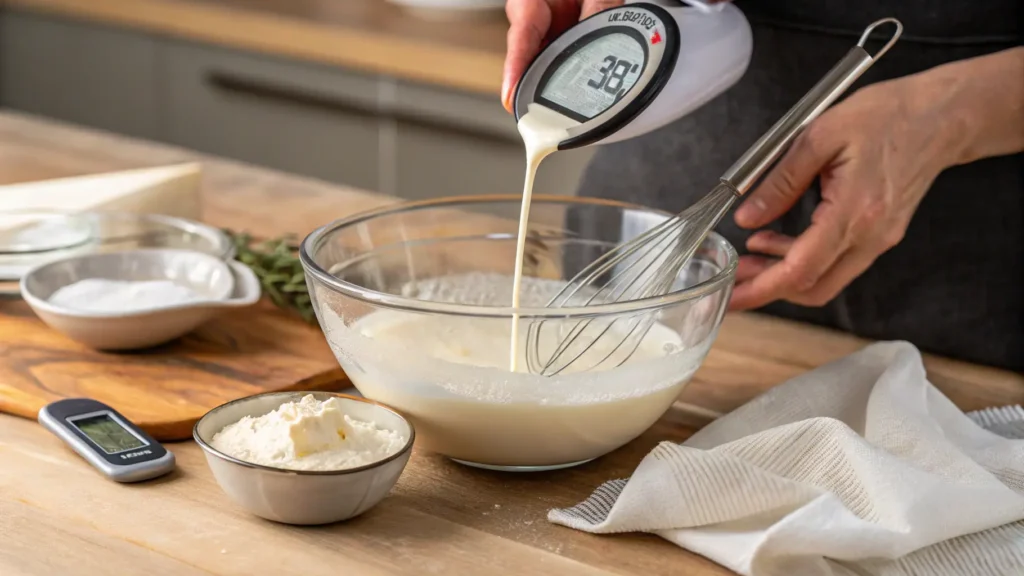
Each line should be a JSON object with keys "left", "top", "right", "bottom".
{"left": 20, "top": 248, "right": 260, "bottom": 350}
{"left": 210, "top": 394, "right": 408, "bottom": 472}
{"left": 194, "top": 391, "right": 415, "bottom": 525}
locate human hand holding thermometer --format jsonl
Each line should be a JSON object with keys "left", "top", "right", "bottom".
{"left": 503, "top": 1, "right": 751, "bottom": 372}
{"left": 507, "top": 0, "right": 750, "bottom": 148}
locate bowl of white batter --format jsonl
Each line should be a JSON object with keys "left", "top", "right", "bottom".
{"left": 300, "top": 196, "right": 736, "bottom": 471}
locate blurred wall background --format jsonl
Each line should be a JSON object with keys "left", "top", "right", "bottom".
{"left": 0, "top": 0, "right": 595, "bottom": 199}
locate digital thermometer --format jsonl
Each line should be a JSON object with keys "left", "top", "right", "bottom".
{"left": 38, "top": 398, "right": 176, "bottom": 482}
{"left": 513, "top": 0, "right": 753, "bottom": 149}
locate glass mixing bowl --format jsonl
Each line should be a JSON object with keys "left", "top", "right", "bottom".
{"left": 300, "top": 195, "right": 736, "bottom": 471}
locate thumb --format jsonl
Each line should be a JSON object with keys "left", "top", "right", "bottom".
{"left": 501, "top": 0, "right": 552, "bottom": 112}
{"left": 734, "top": 123, "right": 840, "bottom": 229}
{"left": 580, "top": 0, "right": 625, "bottom": 19}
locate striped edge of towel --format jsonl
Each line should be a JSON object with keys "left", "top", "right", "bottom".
{"left": 968, "top": 405, "right": 1024, "bottom": 439}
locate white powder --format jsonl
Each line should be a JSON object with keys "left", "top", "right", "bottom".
{"left": 210, "top": 395, "right": 407, "bottom": 471}
{"left": 48, "top": 278, "right": 202, "bottom": 312}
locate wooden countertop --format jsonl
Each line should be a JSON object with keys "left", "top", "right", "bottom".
{"left": 1, "top": 0, "right": 508, "bottom": 95}
{"left": 2, "top": 111, "right": 1023, "bottom": 575}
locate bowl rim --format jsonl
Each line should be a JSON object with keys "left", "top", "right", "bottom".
{"left": 0, "top": 210, "right": 95, "bottom": 255}
{"left": 193, "top": 391, "right": 417, "bottom": 477}
{"left": 0, "top": 210, "right": 235, "bottom": 260}
{"left": 19, "top": 247, "right": 236, "bottom": 319}
{"left": 299, "top": 194, "right": 738, "bottom": 319}
{"left": 90, "top": 211, "right": 237, "bottom": 262}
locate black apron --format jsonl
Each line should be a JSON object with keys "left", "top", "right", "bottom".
{"left": 575, "top": 1, "right": 1023, "bottom": 370}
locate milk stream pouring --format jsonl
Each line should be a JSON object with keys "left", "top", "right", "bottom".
{"left": 509, "top": 0, "right": 753, "bottom": 371}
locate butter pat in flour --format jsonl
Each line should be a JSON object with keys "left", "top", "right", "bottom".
{"left": 211, "top": 395, "right": 406, "bottom": 471}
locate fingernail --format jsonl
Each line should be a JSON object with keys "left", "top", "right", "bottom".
{"left": 735, "top": 198, "right": 766, "bottom": 226}
{"left": 500, "top": 77, "right": 511, "bottom": 111}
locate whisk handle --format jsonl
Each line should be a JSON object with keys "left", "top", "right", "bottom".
{"left": 720, "top": 18, "right": 903, "bottom": 194}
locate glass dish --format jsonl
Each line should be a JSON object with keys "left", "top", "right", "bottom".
{"left": 300, "top": 195, "right": 736, "bottom": 471}
{"left": 0, "top": 211, "right": 234, "bottom": 285}
{"left": 0, "top": 210, "right": 93, "bottom": 255}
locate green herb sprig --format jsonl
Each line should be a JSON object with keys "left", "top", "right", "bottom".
{"left": 226, "top": 230, "right": 316, "bottom": 324}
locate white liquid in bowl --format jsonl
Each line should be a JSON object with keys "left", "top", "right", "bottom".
{"left": 319, "top": 274, "right": 711, "bottom": 468}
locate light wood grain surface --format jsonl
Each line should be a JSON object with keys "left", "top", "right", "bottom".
{"left": 1, "top": 111, "right": 1021, "bottom": 576}
{"left": 2, "top": 0, "right": 508, "bottom": 95}
{"left": 0, "top": 298, "right": 347, "bottom": 440}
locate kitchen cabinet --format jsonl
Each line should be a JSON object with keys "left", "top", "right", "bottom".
{"left": 0, "top": 10, "right": 161, "bottom": 140}
{"left": 390, "top": 79, "right": 593, "bottom": 200}
{"left": 161, "top": 43, "right": 593, "bottom": 199}
{"left": 161, "top": 41, "right": 382, "bottom": 192}
{"left": 0, "top": 9, "right": 593, "bottom": 199}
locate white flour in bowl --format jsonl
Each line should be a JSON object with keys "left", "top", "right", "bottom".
{"left": 211, "top": 395, "right": 407, "bottom": 472}
{"left": 48, "top": 278, "right": 202, "bottom": 312}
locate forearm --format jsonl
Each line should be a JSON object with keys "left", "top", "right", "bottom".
{"left": 925, "top": 46, "right": 1024, "bottom": 166}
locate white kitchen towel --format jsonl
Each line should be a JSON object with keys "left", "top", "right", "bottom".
{"left": 549, "top": 341, "right": 1024, "bottom": 576}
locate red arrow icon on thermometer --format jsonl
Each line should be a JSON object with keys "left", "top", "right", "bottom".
{"left": 651, "top": 30, "right": 662, "bottom": 44}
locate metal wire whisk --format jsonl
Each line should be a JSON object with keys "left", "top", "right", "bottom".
{"left": 526, "top": 18, "right": 903, "bottom": 377}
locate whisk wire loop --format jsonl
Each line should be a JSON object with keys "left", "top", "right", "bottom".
{"left": 524, "top": 18, "right": 902, "bottom": 376}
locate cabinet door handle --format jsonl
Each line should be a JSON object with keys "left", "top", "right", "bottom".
{"left": 204, "top": 71, "right": 518, "bottom": 144}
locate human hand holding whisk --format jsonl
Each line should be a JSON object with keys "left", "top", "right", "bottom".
{"left": 729, "top": 46, "right": 1024, "bottom": 311}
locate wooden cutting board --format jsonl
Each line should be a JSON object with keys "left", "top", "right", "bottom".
{"left": 0, "top": 299, "right": 348, "bottom": 440}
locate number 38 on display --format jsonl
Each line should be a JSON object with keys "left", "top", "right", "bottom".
{"left": 587, "top": 56, "right": 639, "bottom": 101}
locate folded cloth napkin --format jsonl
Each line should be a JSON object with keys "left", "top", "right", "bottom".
{"left": 549, "top": 341, "right": 1024, "bottom": 576}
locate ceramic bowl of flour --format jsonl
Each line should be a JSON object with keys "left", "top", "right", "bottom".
{"left": 20, "top": 248, "right": 261, "bottom": 350}
{"left": 194, "top": 391, "right": 415, "bottom": 525}
{"left": 301, "top": 196, "right": 737, "bottom": 471}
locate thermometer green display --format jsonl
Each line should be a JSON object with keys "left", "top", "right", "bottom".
{"left": 38, "top": 398, "right": 176, "bottom": 482}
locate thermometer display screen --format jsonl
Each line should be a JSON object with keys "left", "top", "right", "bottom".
{"left": 539, "top": 30, "right": 647, "bottom": 121}
{"left": 71, "top": 413, "right": 147, "bottom": 454}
